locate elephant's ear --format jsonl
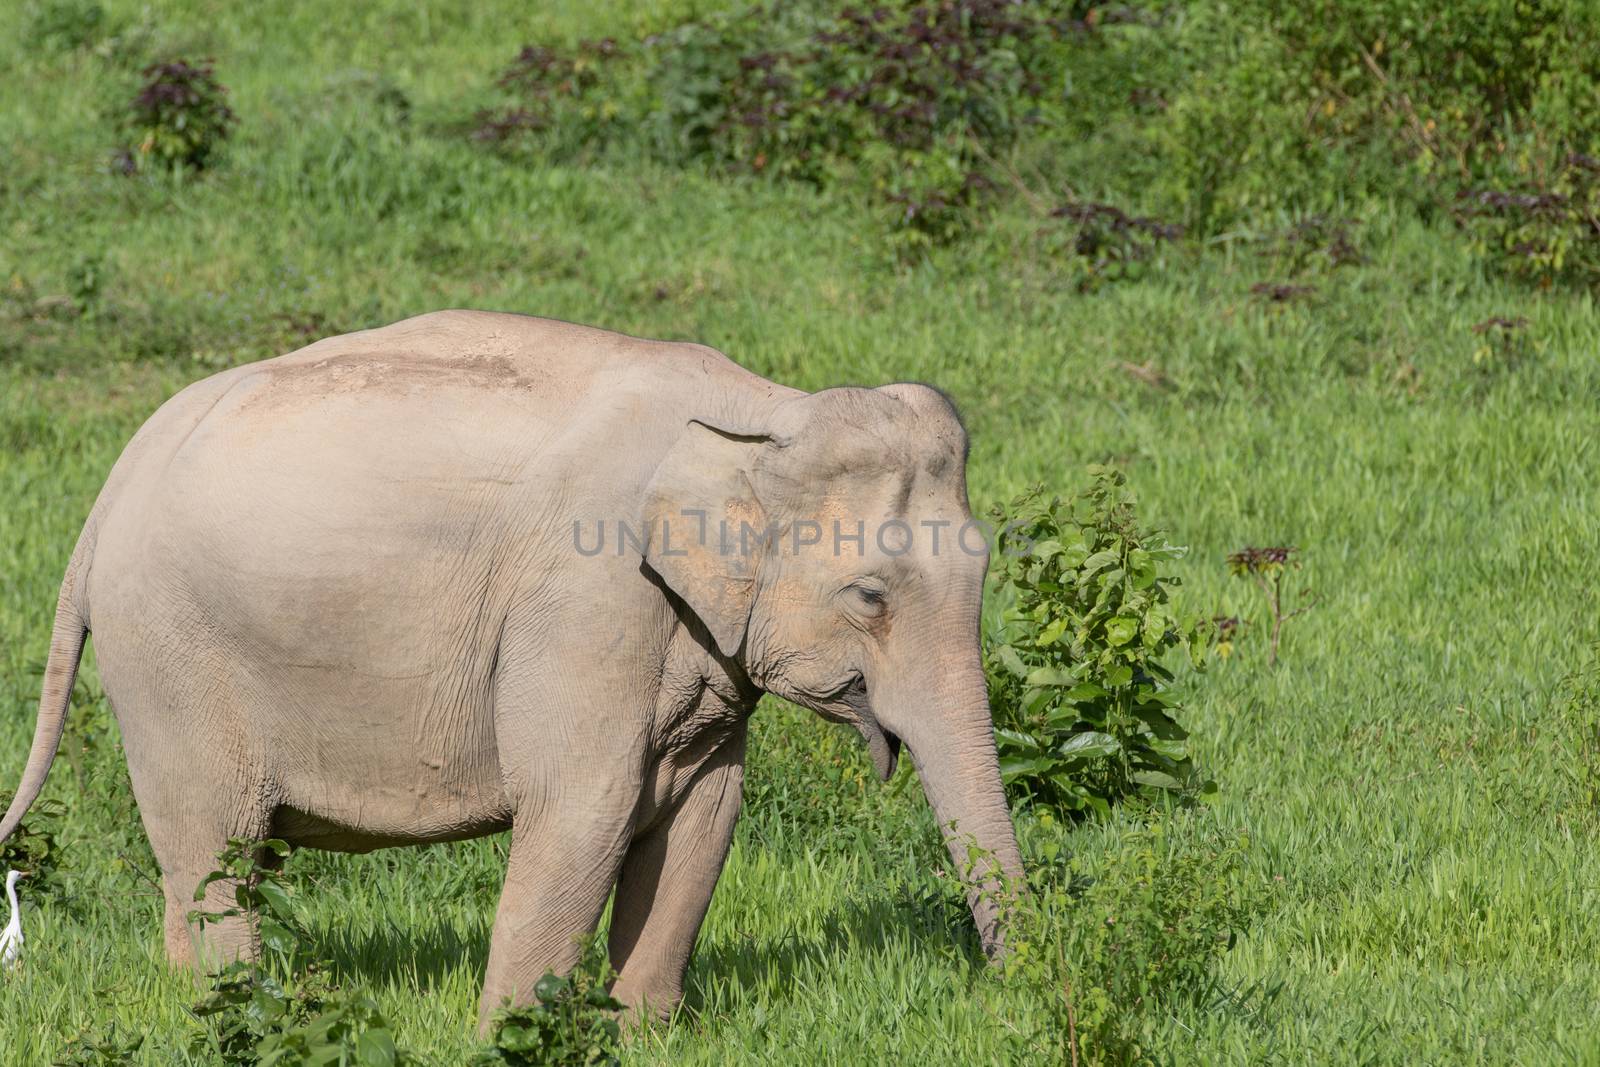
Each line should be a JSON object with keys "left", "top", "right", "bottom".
{"left": 641, "top": 421, "right": 775, "bottom": 658}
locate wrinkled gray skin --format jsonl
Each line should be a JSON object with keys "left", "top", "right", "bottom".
{"left": 0, "top": 311, "right": 1023, "bottom": 1027}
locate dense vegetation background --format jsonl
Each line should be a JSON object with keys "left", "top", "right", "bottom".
{"left": 2, "top": 0, "right": 1598, "bottom": 1062}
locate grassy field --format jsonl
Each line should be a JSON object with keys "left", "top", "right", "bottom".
{"left": 3, "top": 1, "right": 1600, "bottom": 1063}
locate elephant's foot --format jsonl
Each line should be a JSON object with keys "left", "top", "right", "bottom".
{"left": 610, "top": 974, "right": 683, "bottom": 1027}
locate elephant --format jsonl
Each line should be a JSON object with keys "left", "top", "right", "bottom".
{"left": 0, "top": 309, "right": 1024, "bottom": 1026}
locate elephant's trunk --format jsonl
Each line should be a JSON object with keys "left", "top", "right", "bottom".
{"left": 875, "top": 653, "right": 1024, "bottom": 958}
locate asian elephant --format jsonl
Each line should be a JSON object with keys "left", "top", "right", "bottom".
{"left": 0, "top": 310, "right": 1023, "bottom": 1025}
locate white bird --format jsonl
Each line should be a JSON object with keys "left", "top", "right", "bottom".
{"left": 1, "top": 869, "right": 24, "bottom": 969}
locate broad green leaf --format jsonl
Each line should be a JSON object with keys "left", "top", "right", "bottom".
{"left": 254, "top": 876, "right": 293, "bottom": 919}
{"left": 259, "top": 917, "right": 297, "bottom": 956}
{"left": 533, "top": 972, "right": 568, "bottom": 1004}
{"left": 1045, "top": 703, "right": 1087, "bottom": 730}
{"left": 1026, "top": 665, "right": 1076, "bottom": 687}
{"left": 1081, "top": 549, "right": 1119, "bottom": 573}
{"left": 1132, "top": 704, "right": 1187, "bottom": 739}
{"left": 994, "top": 728, "right": 1044, "bottom": 754}
{"left": 999, "top": 755, "right": 1055, "bottom": 782}
{"left": 1148, "top": 737, "right": 1191, "bottom": 760}
{"left": 1037, "top": 616, "right": 1069, "bottom": 646}
{"left": 498, "top": 1023, "right": 542, "bottom": 1052}
{"left": 1132, "top": 770, "right": 1185, "bottom": 790}
{"left": 994, "top": 644, "right": 1027, "bottom": 677}
{"left": 1058, "top": 731, "right": 1120, "bottom": 759}
{"left": 356, "top": 1029, "right": 398, "bottom": 1066}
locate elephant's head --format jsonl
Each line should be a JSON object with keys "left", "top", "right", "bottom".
{"left": 642, "top": 383, "right": 1024, "bottom": 955}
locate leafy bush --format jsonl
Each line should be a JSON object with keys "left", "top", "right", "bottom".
{"left": 1238, "top": 0, "right": 1596, "bottom": 176}
{"left": 1457, "top": 152, "right": 1600, "bottom": 290}
{"left": 465, "top": 0, "right": 1599, "bottom": 272}
{"left": 189, "top": 838, "right": 308, "bottom": 971}
{"left": 121, "top": 58, "right": 236, "bottom": 172}
{"left": 0, "top": 791, "right": 67, "bottom": 905}
{"left": 1266, "top": 213, "right": 1365, "bottom": 272}
{"left": 193, "top": 961, "right": 411, "bottom": 1067}
{"left": 472, "top": 935, "right": 624, "bottom": 1067}
{"left": 1049, "top": 198, "right": 1184, "bottom": 290}
{"left": 474, "top": 1, "right": 1081, "bottom": 247}
{"left": 984, "top": 468, "right": 1211, "bottom": 817}
{"left": 186, "top": 840, "right": 412, "bottom": 1066}
{"left": 1157, "top": 0, "right": 1600, "bottom": 235}
{"left": 471, "top": 37, "right": 622, "bottom": 146}
{"left": 1003, "top": 814, "right": 1256, "bottom": 1066}
{"left": 52, "top": 1023, "right": 143, "bottom": 1066}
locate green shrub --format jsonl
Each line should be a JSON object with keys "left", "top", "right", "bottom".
{"left": 0, "top": 792, "right": 67, "bottom": 906}
{"left": 1003, "top": 814, "right": 1255, "bottom": 1066}
{"left": 1237, "top": 0, "right": 1596, "bottom": 175}
{"left": 186, "top": 840, "right": 412, "bottom": 1066}
{"left": 464, "top": 0, "right": 1599, "bottom": 268}
{"left": 472, "top": 935, "right": 624, "bottom": 1067}
{"left": 1048, "top": 198, "right": 1184, "bottom": 290}
{"left": 1457, "top": 152, "right": 1600, "bottom": 290}
{"left": 52, "top": 1023, "right": 143, "bottom": 1066}
{"left": 1156, "top": 0, "right": 1600, "bottom": 235}
{"left": 984, "top": 468, "right": 1211, "bottom": 817}
{"left": 121, "top": 58, "right": 236, "bottom": 172}
{"left": 474, "top": 1, "right": 1080, "bottom": 247}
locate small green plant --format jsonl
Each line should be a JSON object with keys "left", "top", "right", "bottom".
{"left": 189, "top": 838, "right": 306, "bottom": 970}
{"left": 1050, "top": 199, "right": 1184, "bottom": 290}
{"left": 52, "top": 1022, "right": 143, "bottom": 1066}
{"left": 65, "top": 255, "right": 106, "bottom": 319}
{"left": 1226, "top": 547, "right": 1317, "bottom": 667}
{"left": 121, "top": 58, "right": 237, "bottom": 172}
{"left": 1458, "top": 153, "right": 1600, "bottom": 291}
{"left": 0, "top": 791, "right": 67, "bottom": 904}
{"left": 1468, "top": 315, "right": 1538, "bottom": 384}
{"left": 186, "top": 840, "right": 411, "bottom": 1066}
{"left": 1267, "top": 213, "right": 1364, "bottom": 272}
{"left": 984, "top": 468, "right": 1212, "bottom": 817}
{"left": 472, "top": 935, "right": 624, "bottom": 1067}
{"left": 1001, "top": 814, "right": 1256, "bottom": 1066}
{"left": 252, "top": 982, "right": 408, "bottom": 1067}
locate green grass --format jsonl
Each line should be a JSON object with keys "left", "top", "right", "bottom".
{"left": 4, "top": 1, "right": 1600, "bottom": 1063}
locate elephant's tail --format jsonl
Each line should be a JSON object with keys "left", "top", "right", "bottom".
{"left": 0, "top": 522, "right": 94, "bottom": 845}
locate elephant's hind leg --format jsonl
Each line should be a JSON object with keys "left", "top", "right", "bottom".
{"left": 100, "top": 637, "right": 278, "bottom": 973}
{"left": 155, "top": 812, "right": 280, "bottom": 973}
{"left": 144, "top": 772, "right": 279, "bottom": 974}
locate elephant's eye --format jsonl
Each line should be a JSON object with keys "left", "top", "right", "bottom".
{"left": 844, "top": 579, "right": 888, "bottom": 617}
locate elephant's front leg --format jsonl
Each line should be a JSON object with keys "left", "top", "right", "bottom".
{"left": 479, "top": 788, "right": 640, "bottom": 1031}
{"left": 608, "top": 727, "right": 746, "bottom": 1020}
{"left": 478, "top": 657, "right": 651, "bottom": 1031}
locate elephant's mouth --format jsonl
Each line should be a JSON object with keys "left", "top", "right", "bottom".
{"left": 823, "top": 672, "right": 901, "bottom": 782}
